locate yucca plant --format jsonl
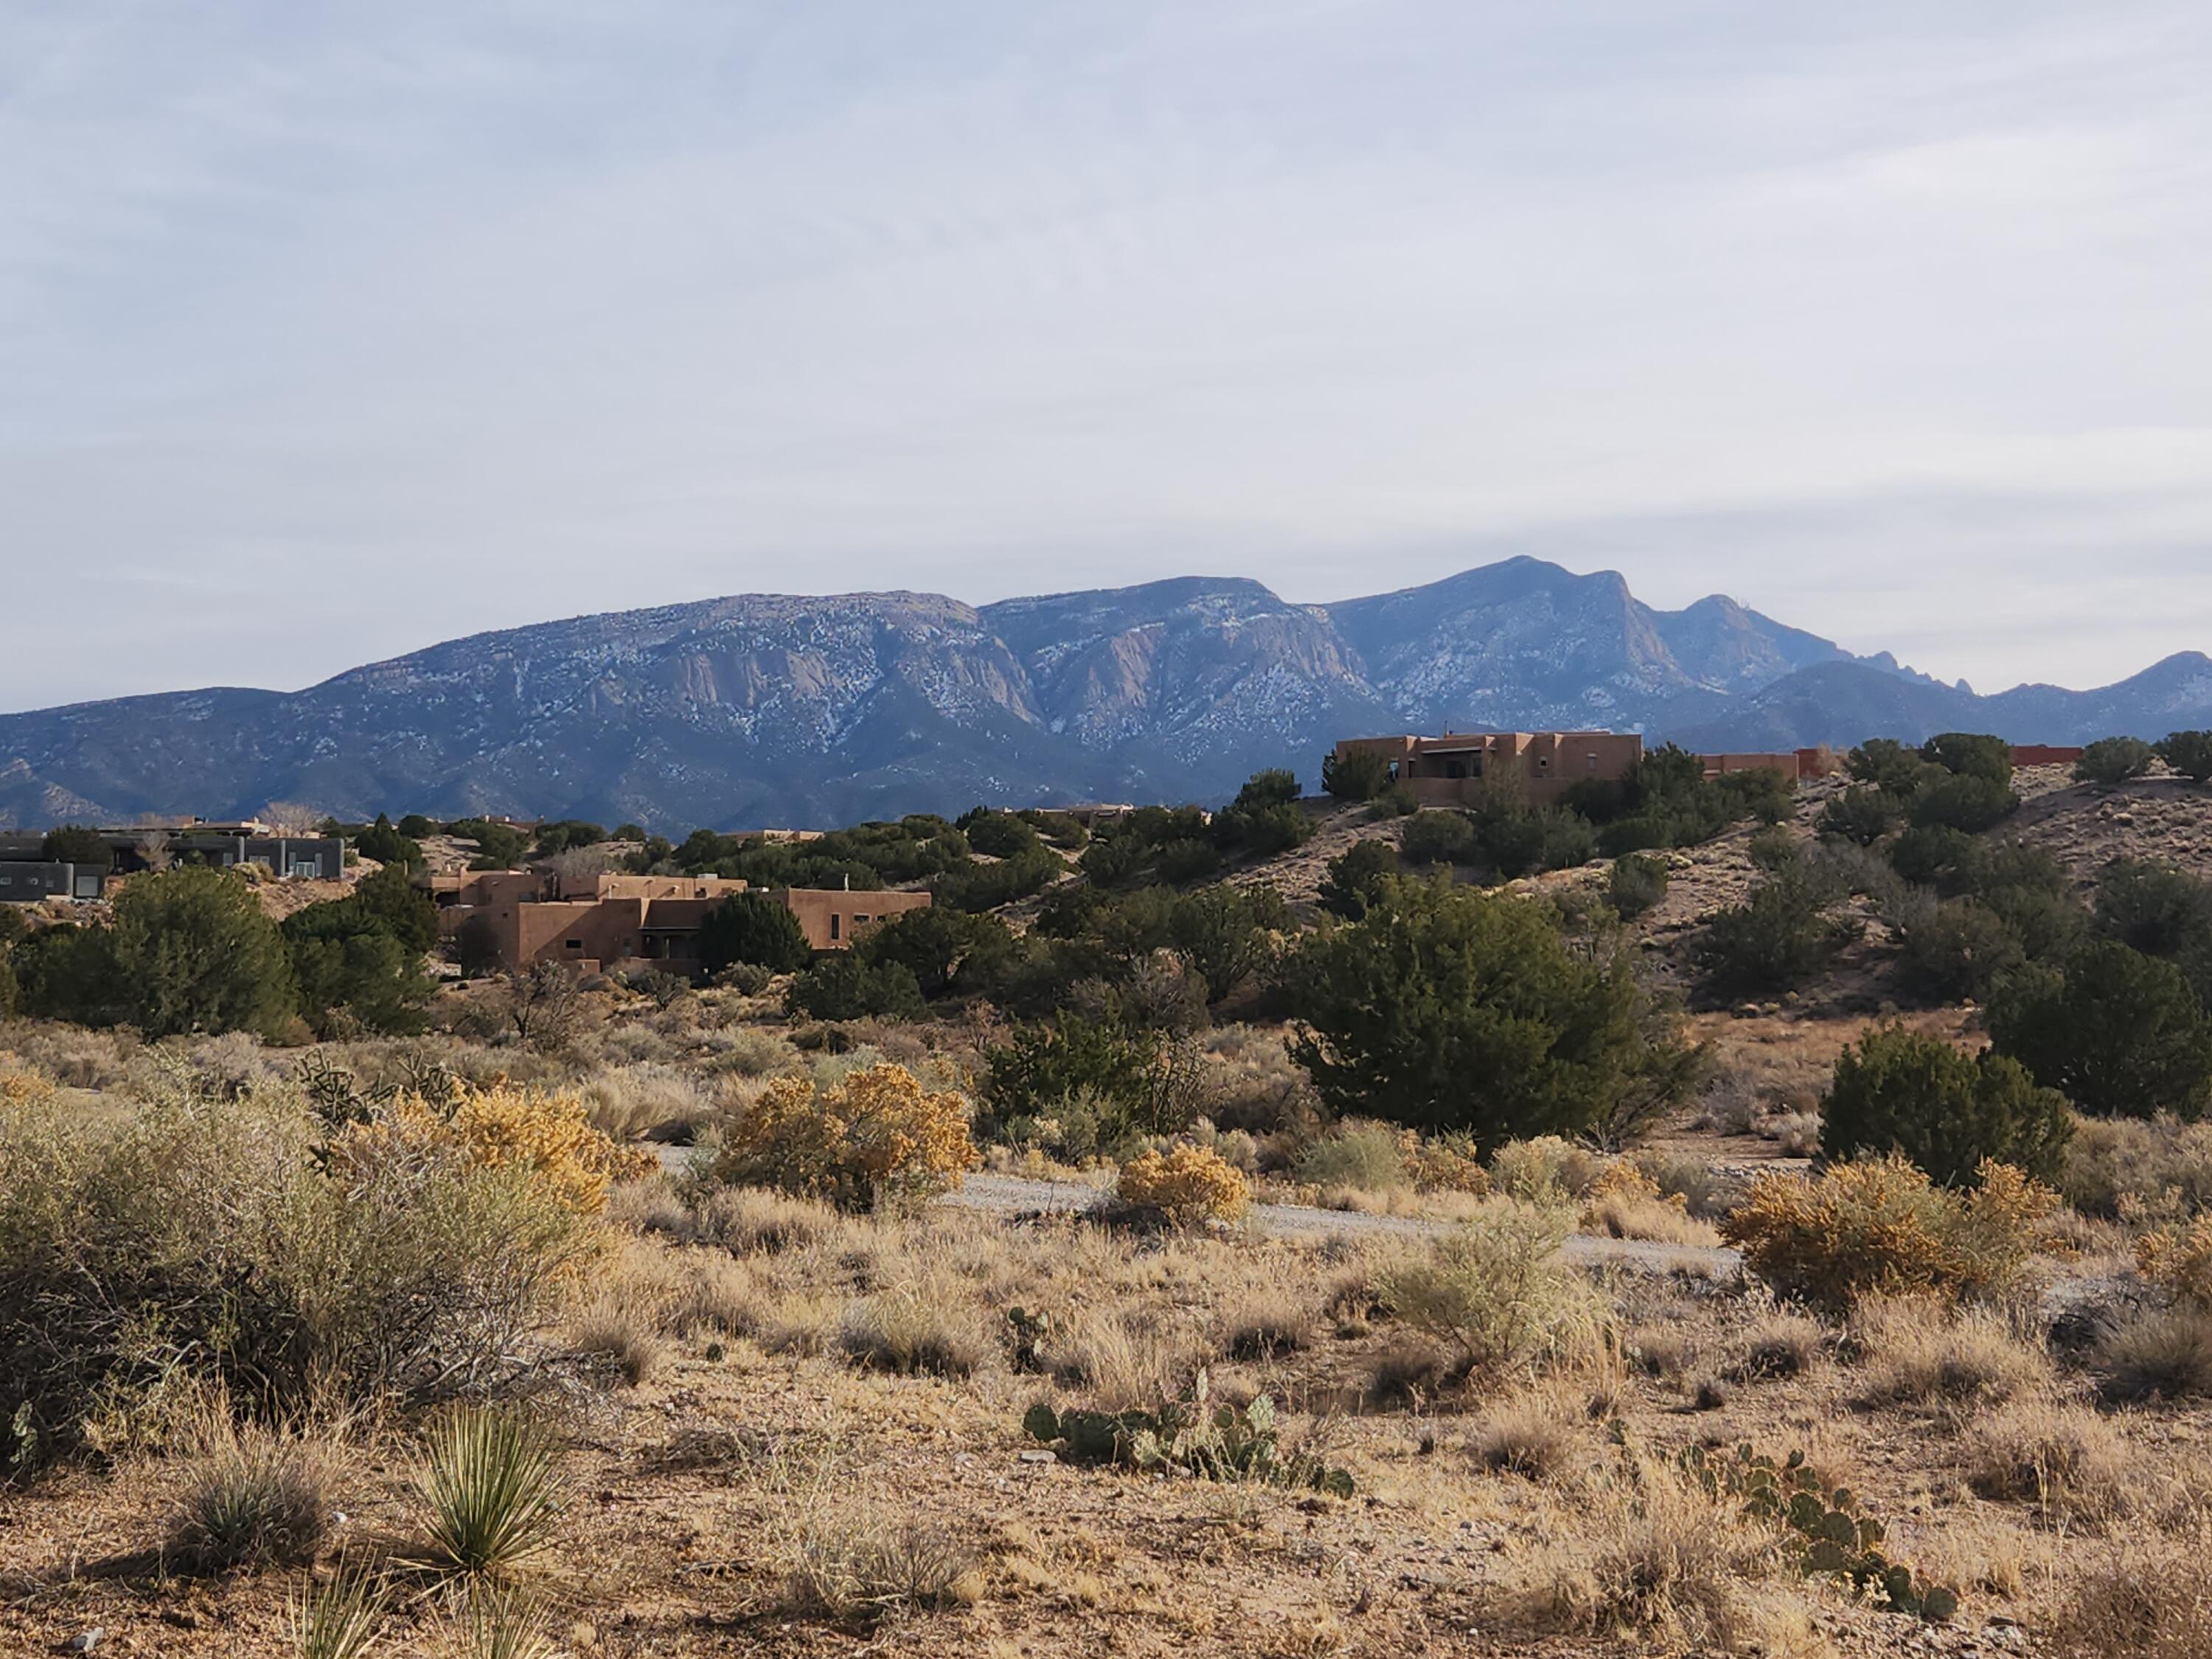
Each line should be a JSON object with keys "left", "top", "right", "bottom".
{"left": 439, "top": 1580, "right": 556, "bottom": 1659}
{"left": 417, "top": 1405, "right": 566, "bottom": 1576}
{"left": 292, "top": 1558, "right": 389, "bottom": 1659}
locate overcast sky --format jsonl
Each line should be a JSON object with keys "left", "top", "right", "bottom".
{"left": 4, "top": 1, "right": 2211, "bottom": 711}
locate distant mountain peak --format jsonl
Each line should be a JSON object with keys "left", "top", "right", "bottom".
{"left": 0, "top": 557, "right": 2199, "bottom": 829}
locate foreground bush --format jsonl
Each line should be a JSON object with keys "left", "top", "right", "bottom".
{"left": 1, "top": 1073, "right": 605, "bottom": 1473}
{"left": 1378, "top": 1206, "right": 1607, "bottom": 1372}
{"left": 710, "top": 1062, "right": 978, "bottom": 1211}
{"left": 167, "top": 1425, "right": 334, "bottom": 1571}
{"left": 1722, "top": 1157, "right": 2055, "bottom": 1311}
{"left": 1115, "top": 1144, "right": 1250, "bottom": 1226}
{"left": 1819, "top": 1027, "right": 2069, "bottom": 1185}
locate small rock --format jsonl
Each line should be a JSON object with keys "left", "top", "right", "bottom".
{"left": 1018, "top": 1449, "right": 1057, "bottom": 1464}
{"left": 63, "top": 1633, "right": 103, "bottom": 1655}
{"left": 571, "top": 1621, "right": 600, "bottom": 1649}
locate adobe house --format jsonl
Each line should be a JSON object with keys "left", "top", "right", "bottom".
{"left": 1332, "top": 731, "right": 1646, "bottom": 807}
{"left": 430, "top": 869, "right": 931, "bottom": 973}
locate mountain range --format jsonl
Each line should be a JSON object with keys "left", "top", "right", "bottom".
{"left": 3, "top": 557, "right": 2207, "bottom": 830}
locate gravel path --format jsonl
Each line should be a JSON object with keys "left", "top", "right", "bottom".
{"left": 950, "top": 1172, "right": 1742, "bottom": 1273}
{"left": 657, "top": 1149, "right": 1741, "bottom": 1276}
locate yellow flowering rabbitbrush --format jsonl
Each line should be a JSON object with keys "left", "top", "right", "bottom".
{"left": 335, "top": 1080, "right": 650, "bottom": 1214}
{"left": 712, "top": 1062, "right": 980, "bottom": 1211}
{"left": 1116, "top": 1144, "right": 1251, "bottom": 1227}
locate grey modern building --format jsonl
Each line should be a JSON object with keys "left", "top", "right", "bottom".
{"left": 0, "top": 823, "right": 347, "bottom": 902}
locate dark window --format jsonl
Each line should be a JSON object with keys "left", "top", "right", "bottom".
{"left": 830, "top": 914, "right": 842, "bottom": 942}
{"left": 565, "top": 939, "right": 583, "bottom": 952}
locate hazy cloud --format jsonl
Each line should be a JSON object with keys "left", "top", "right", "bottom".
{"left": 3, "top": 1, "right": 2209, "bottom": 707}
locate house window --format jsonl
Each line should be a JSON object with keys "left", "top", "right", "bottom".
{"left": 1586, "top": 754, "right": 1599, "bottom": 773}
{"left": 565, "top": 939, "right": 583, "bottom": 952}
{"left": 853, "top": 914, "right": 871, "bottom": 926}
{"left": 829, "top": 914, "right": 842, "bottom": 942}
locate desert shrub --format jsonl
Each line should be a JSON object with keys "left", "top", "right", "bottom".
{"left": 1851, "top": 1296, "right": 2052, "bottom": 1409}
{"left": 102, "top": 866, "right": 299, "bottom": 1037}
{"left": 167, "top": 1425, "right": 335, "bottom": 1571}
{"left": 1909, "top": 771, "right": 2019, "bottom": 833}
{"left": 1399, "top": 809, "right": 1475, "bottom": 867}
{"left": 1114, "top": 1144, "right": 1250, "bottom": 1225}
{"left": 1894, "top": 897, "right": 2024, "bottom": 1005}
{"left": 856, "top": 905, "right": 1013, "bottom": 998}
{"left": 1695, "top": 877, "right": 1846, "bottom": 995}
{"left": 1819, "top": 1027, "right": 2070, "bottom": 1185}
{"left": 1848, "top": 737, "right": 1930, "bottom": 796}
{"left": 1722, "top": 1157, "right": 2055, "bottom": 1311}
{"left": 1211, "top": 770, "right": 1314, "bottom": 857}
{"left": 41, "top": 824, "right": 113, "bottom": 869}
{"left": 1818, "top": 786, "right": 1898, "bottom": 846}
{"left": 1168, "top": 882, "right": 1287, "bottom": 1002}
{"left": 1987, "top": 942, "right": 2212, "bottom": 1119}
{"left": 1368, "top": 780, "right": 1420, "bottom": 818}
{"left": 1489, "top": 1135, "right": 1604, "bottom": 1203}
{"left": 2159, "top": 729, "right": 2212, "bottom": 785}
{"left": 1284, "top": 877, "right": 1670, "bottom": 1143}
{"left": 1887, "top": 823, "right": 1980, "bottom": 891}
{"left": 1921, "top": 731, "right": 2014, "bottom": 787}
{"left": 1378, "top": 1206, "right": 1607, "bottom": 1372}
{"left": 2094, "top": 858, "right": 2212, "bottom": 960}
{"left": 341, "top": 1079, "right": 649, "bottom": 1215}
{"left": 2059, "top": 1113, "right": 2212, "bottom": 1220}
{"left": 698, "top": 894, "right": 813, "bottom": 975}
{"left": 417, "top": 1404, "right": 566, "bottom": 1576}
{"left": 286, "top": 926, "right": 434, "bottom": 1037}
{"left": 709, "top": 1062, "right": 978, "bottom": 1211}
{"left": 1317, "top": 840, "right": 1400, "bottom": 920}
{"left": 1295, "top": 1120, "right": 1411, "bottom": 1192}
{"left": 957, "top": 809, "right": 1043, "bottom": 860}
{"left": 578, "top": 1063, "right": 711, "bottom": 1143}
{"left": 354, "top": 813, "right": 423, "bottom": 867}
{"left": 1607, "top": 853, "right": 1669, "bottom": 919}
{"left": 1322, "top": 747, "right": 1394, "bottom": 801}
{"left": 782, "top": 954, "right": 926, "bottom": 1021}
{"left": 2093, "top": 1307, "right": 2212, "bottom": 1403}
{"left": 2077, "top": 736, "right": 2156, "bottom": 786}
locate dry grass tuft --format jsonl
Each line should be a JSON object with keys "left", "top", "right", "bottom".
{"left": 1043, "top": 1307, "right": 1198, "bottom": 1412}
{"left": 2044, "top": 1531, "right": 2212, "bottom": 1658}
{"left": 567, "top": 1293, "right": 668, "bottom": 1386}
{"left": 776, "top": 1510, "right": 984, "bottom": 1620}
{"left": 1471, "top": 1391, "right": 1584, "bottom": 1481}
{"left": 1219, "top": 1292, "right": 1316, "bottom": 1361}
{"left": 1534, "top": 1458, "right": 1799, "bottom": 1652}
{"left": 1367, "top": 1334, "right": 1451, "bottom": 1407}
{"left": 1852, "top": 1296, "right": 2052, "bottom": 1411}
{"left": 683, "top": 1184, "right": 843, "bottom": 1254}
{"left": 838, "top": 1279, "right": 994, "bottom": 1379}
{"left": 1729, "top": 1313, "right": 1826, "bottom": 1382}
{"left": 2094, "top": 1306, "right": 2212, "bottom": 1403}
{"left": 1962, "top": 1399, "right": 2139, "bottom": 1521}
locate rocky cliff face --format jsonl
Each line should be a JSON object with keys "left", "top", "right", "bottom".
{"left": 0, "top": 558, "right": 2202, "bottom": 829}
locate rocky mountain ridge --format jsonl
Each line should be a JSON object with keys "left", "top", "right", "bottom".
{"left": 1, "top": 557, "right": 2204, "bottom": 829}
